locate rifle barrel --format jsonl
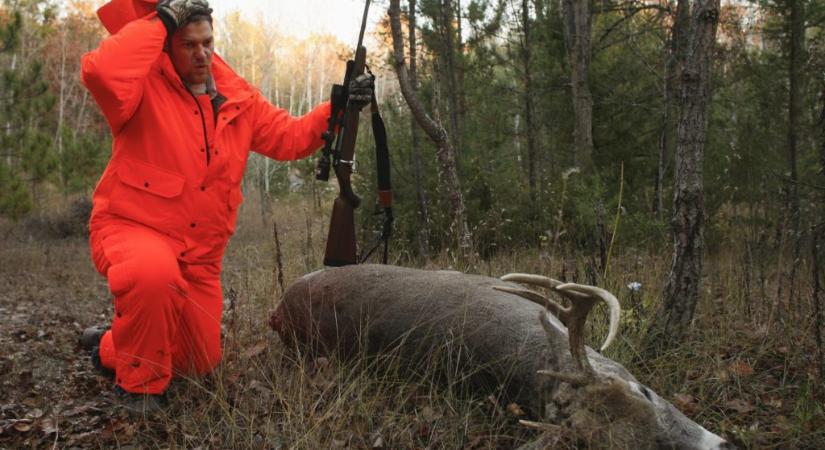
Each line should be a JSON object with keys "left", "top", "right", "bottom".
{"left": 357, "top": 0, "right": 371, "bottom": 49}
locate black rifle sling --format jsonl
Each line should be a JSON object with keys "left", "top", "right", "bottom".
{"left": 360, "top": 96, "right": 394, "bottom": 264}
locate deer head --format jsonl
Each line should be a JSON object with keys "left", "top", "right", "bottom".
{"left": 496, "top": 274, "right": 733, "bottom": 450}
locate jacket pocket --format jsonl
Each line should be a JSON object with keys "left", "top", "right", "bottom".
{"left": 115, "top": 158, "right": 185, "bottom": 198}
{"left": 107, "top": 158, "right": 186, "bottom": 232}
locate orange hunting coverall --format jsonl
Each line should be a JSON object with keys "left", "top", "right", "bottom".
{"left": 83, "top": 0, "right": 330, "bottom": 394}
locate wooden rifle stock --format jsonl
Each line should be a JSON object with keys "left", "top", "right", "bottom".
{"left": 323, "top": 46, "right": 367, "bottom": 267}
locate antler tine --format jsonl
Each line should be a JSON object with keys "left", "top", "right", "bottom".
{"left": 496, "top": 274, "right": 621, "bottom": 381}
{"left": 500, "top": 273, "right": 563, "bottom": 290}
{"left": 555, "top": 283, "right": 621, "bottom": 352}
{"left": 492, "top": 286, "right": 567, "bottom": 319}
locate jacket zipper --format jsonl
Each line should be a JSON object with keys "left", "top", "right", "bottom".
{"left": 188, "top": 91, "right": 211, "bottom": 166}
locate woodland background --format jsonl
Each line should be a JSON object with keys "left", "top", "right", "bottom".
{"left": 1, "top": 0, "right": 825, "bottom": 448}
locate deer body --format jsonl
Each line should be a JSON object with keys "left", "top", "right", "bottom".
{"left": 271, "top": 264, "right": 732, "bottom": 450}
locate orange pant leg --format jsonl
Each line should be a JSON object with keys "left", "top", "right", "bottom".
{"left": 90, "top": 222, "right": 223, "bottom": 394}
{"left": 172, "top": 263, "right": 223, "bottom": 376}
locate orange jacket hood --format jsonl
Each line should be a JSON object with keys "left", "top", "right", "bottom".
{"left": 98, "top": 0, "right": 157, "bottom": 35}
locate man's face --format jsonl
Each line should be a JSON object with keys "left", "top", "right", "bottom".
{"left": 169, "top": 20, "right": 214, "bottom": 85}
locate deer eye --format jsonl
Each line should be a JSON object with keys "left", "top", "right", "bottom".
{"left": 640, "top": 386, "right": 654, "bottom": 402}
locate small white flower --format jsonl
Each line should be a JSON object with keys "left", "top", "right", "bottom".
{"left": 627, "top": 282, "right": 642, "bottom": 292}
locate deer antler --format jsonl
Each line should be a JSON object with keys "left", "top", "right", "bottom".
{"left": 493, "top": 274, "right": 621, "bottom": 378}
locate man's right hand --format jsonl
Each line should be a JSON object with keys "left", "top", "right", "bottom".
{"left": 157, "top": 0, "right": 212, "bottom": 35}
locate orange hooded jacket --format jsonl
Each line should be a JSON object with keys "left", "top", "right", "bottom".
{"left": 82, "top": 0, "right": 330, "bottom": 264}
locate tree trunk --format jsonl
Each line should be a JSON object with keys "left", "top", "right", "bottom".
{"left": 782, "top": 0, "right": 804, "bottom": 317}
{"left": 440, "top": 0, "right": 463, "bottom": 157}
{"left": 815, "top": 69, "right": 825, "bottom": 386}
{"left": 562, "top": 0, "right": 594, "bottom": 169}
{"left": 645, "top": 0, "right": 720, "bottom": 353}
{"left": 409, "top": 0, "right": 431, "bottom": 257}
{"left": 454, "top": 0, "right": 467, "bottom": 152}
{"left": 521, "top": 0, "right": 538, "bottom": 205}
{"left": 56, "top": 21, "right": 67, "bottom": 196}
{"left": 389, "top": 0, "right": 473, "bottom": 255}
{"left": 654, "top": 0, "right": 691, "bottom": 218}
{"left": 814, "top": 229, "right": 824, "bottom": 384}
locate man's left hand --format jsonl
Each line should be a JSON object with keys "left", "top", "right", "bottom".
{"left": 348, "top": 73, "right": 375, "bottom": 108}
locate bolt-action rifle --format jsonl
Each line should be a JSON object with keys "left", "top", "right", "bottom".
{"left": 316, "top": 0, "right": 371, "bottom": 267}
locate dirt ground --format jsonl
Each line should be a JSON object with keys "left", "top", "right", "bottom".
{"left": 1, "top": 201, "right": 824, "bottom": 449}
{"left": 0, "top": 233, "right": 122, "bottom": 449}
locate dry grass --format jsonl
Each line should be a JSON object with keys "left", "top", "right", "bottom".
{"left": 0, "top": 192, "right": 823, "bottom": 449}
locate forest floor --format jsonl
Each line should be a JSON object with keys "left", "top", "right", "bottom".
{"left": 0, "top": 195, "right": 823, "bottom": 449}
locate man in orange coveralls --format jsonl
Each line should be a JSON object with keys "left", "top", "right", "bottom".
{"left": 78, "top": 0, "right": 373, "bottom": 414}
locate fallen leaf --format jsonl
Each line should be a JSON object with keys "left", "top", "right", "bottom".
{"left": 242, "top": 341, "right": 267, "bottom": 359}
{"left": 507, "top": 403, "right": 525, "bottom": 417}
{"left": 420, "top": 406, "right": 438, "bottom": 422}
{"left": 372, "top": 434, "right": 385, "bottom": 448}
{"left": 40, "top": 418, "right": 58, "bottom": 435}
{"left": 248, "top": 379, "right": 272, "bottom": 395}
{"left": 13, "top": 420, "right": 32, "bottom": 432}
{"left": 766, "top": 397, "right": 783, "bottom": 409}
{"left": 725, "top": 398, "right": 755, "bottom": 414}
{"left": 771, "top": 415, "right": 792, "bottom": 433}
{"left": 744, "top": 326, "right": 768, "bottom": 340}
{"left": 26, "top": 408, "right": 44, "bottom": 419}
{"left": 225, "top": 372, "right": 241, "bottom": 385}
{"left": 672, "top": 393, "right": 698, "bottom": 415}
{"left": 463, "top": 434, "right": 485, "bottom": 450}
{"left": 686, "top": 369, "right": 703, "bottom": 380}
{"left": 728, "top": 360, "right": 754, "bottom": 378}
{"left": 64, "top": 402, "right": 97, "bottom": 417}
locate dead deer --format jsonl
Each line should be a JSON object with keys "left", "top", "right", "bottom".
{"left": 271, "top": 264, "right": 734, "bottom": 449}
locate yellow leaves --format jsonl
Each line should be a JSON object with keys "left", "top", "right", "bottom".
{"left": 216, "top": 13, "right": 351, "bottom": 108}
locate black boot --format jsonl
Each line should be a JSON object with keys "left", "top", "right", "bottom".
{"left": 79, "top": 324, "right": 108, "bottom": 349}
{"left": 113, "top": 386, "right": 167, "bottom": 419}
{"left": 80, "top": 325, "right": 114, "bottom": 378}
